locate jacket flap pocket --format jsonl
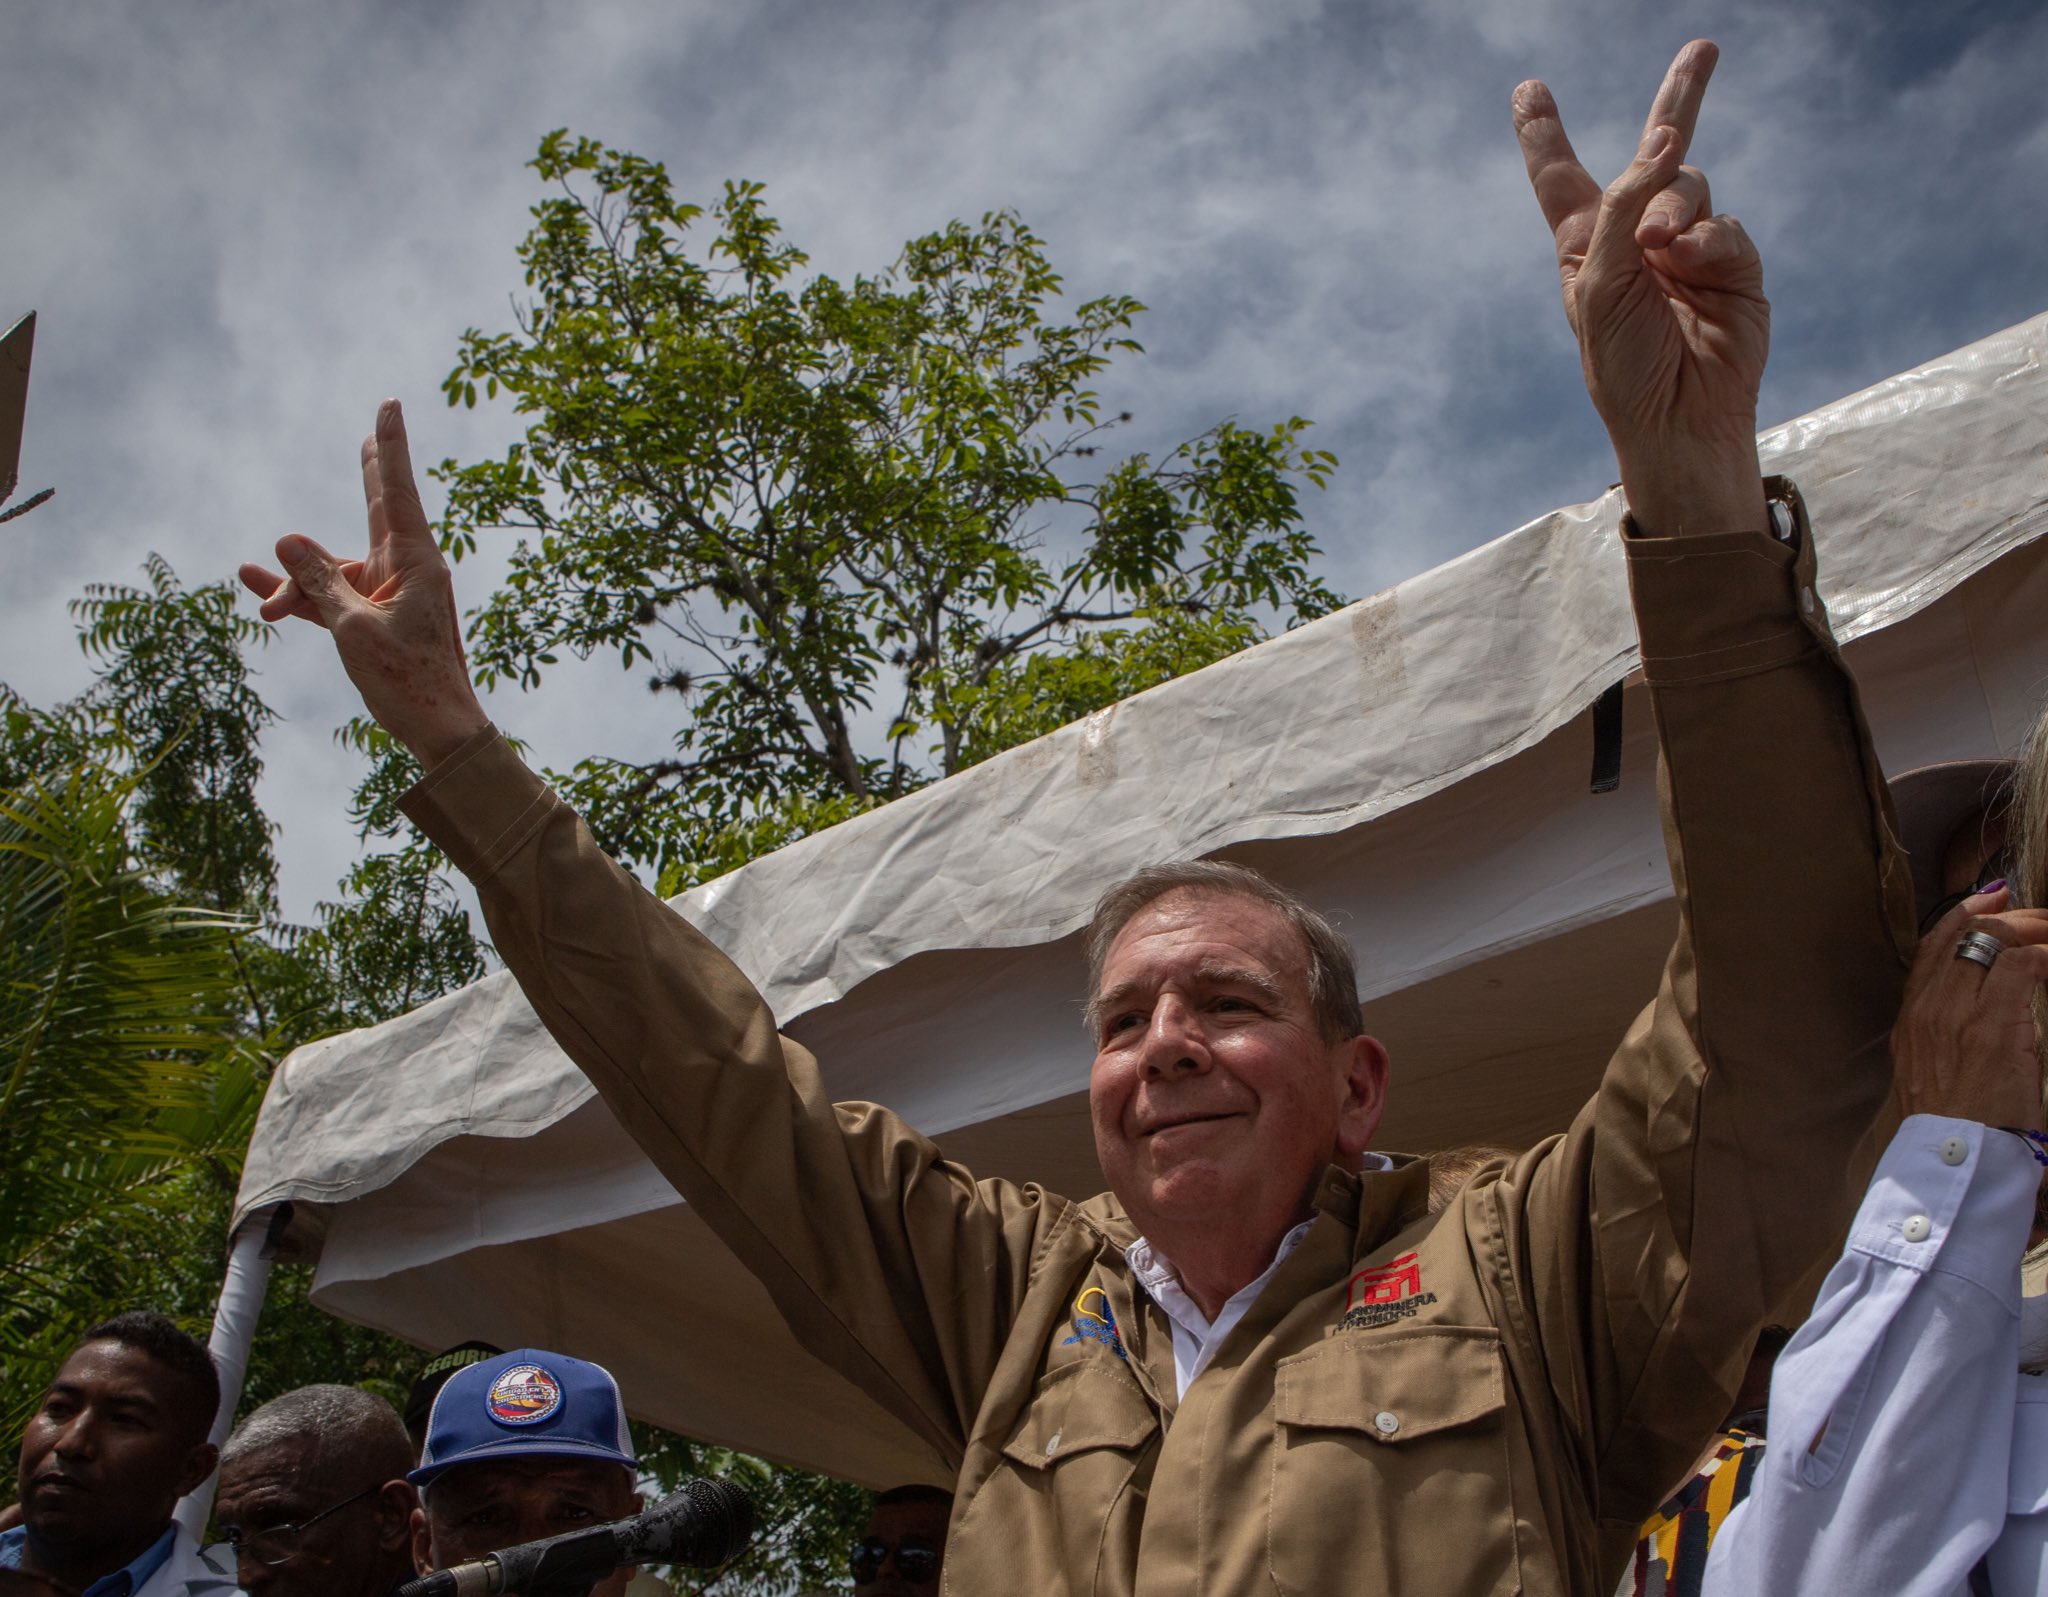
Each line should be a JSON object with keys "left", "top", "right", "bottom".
{"left": 1276, "top": 1328, "right": 1505, "bottom": 1443}
{"left": 1001, "top": 1358, "right": 1160, "bottom": 1470}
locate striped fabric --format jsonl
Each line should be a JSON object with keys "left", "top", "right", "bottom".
{"left": 1619, "top": 1428, "right": 1768, "bottom": 1597}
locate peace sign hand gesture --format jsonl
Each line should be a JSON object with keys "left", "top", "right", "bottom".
{"left": 239, "top": 400, "right": 489, "bottom": 767}
{"left": 1514, "top": 40, "right": 1770, "bottom": 538}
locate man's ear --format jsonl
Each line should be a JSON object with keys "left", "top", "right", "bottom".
{"left": 174, "top": 1441, "right": 218, "bottom": 1500}
{"left": 411, "top": 1503, "right": 435, "bottom": 1575}
{"left": 375, "top": 1480, "right": 418, "bottom": 1553}
{"left": 1334, "top": 1032, "right": 1391, "bottom": 1158}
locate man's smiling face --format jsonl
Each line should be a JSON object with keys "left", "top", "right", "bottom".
{"left": 1088, "top": 889, "right": 1387, "bottom": 1257}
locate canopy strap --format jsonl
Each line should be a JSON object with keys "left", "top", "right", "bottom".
{"left": 1590, "top": 681, "right": 1625, "bottom": 794}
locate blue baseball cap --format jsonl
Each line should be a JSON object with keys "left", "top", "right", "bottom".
{"left": 409, "top": 1348, "right": 638, "bottom": 1486}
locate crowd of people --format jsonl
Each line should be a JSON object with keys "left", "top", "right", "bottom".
{"left": 2, "top": 1327, "right": 950, "bottom": 1596}
{"left": 7, "top": 33, "right": 2047, "bottom": 1597}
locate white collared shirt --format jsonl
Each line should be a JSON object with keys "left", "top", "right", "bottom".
{"left": 1701, "top": 1116, "right": 2048, "bottom": 1597}
{"left": 1127, "top": 1154, "right": 1395, "bottom": 1399}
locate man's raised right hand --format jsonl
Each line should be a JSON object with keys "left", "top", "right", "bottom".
{"left": 240, "top": 399, "right": 490, "bottom": 769}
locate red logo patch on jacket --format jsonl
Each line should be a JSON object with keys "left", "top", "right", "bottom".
{"left": 1339, "top": 1252, "right": 1438, "bottom": 1330}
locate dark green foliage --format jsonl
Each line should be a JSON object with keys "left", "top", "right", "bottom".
{"left": 436, "top": 135, "right": 1342, "bottom": 886}
{"left": 634, "top": 1428, "right": 875, "bottom": 1596}
{"left": 0, "top": 761, "right": 262, "bottom": 1440}
{"left": 71, "top": 554, "right": 280, "bottom": 917}
{"left": 0, "top": 559, "right": 479, "bottom": 1451}
{"left": 287, "top": 718, "right": 488, "bottom": 1029}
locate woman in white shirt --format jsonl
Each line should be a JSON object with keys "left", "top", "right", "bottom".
{"left": 1702, "top": 733, "right": 2048, "bottom": 1596}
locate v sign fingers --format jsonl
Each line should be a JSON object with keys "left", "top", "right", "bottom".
{"left": 241, "top": 400, "right": 489, "bottom": 767}
{"left": 1635, "top": 38, "right": 1716, "bottom": 163}
{"left": 1638, "top": 165, "right": 1711, "bottom": 253}
{"left": 1513, "top": 40, "right": 1768, "bottom": 539}
{"left": 1511, "top": 79, "right": 1601, "bottom": 331}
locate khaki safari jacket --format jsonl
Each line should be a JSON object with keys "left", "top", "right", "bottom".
{"left": 403, "top": 487, "right": 1914, "bottom": 1597}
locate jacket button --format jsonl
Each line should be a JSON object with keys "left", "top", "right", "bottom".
{"left": 1939, "top": 1136, "right": 1969, "bottom": 1167}
{"left": 1901, "top": 1214, "right": 1933, "bottom": 1243}
{"left": 1373, "top": 1410, "right": 1400, "bottom": 1436}
{"left": 1045, "top": 1432, "right": 1061, "bottom": 1455}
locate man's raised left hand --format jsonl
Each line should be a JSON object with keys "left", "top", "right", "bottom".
{"left": 1514, "top": 40, "right": 1770, "bottom": 537}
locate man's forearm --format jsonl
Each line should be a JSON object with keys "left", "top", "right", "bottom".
{"left": 1560, "top": 482, "right": 1914, "bottom": 1523}
{"left": 396, "top": 729, "right": 1036, "bottom": 1463}
{"left": 1616, "top": 437, "right": 1769, "bottom": 540}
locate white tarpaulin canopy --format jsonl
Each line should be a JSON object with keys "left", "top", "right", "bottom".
{"left": 234, "top": 313, "right": 2048, "bottom": 1487}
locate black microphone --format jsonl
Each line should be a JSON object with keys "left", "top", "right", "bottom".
{"left": 396, "top": 1478, "right": 752, "bottom": 1597}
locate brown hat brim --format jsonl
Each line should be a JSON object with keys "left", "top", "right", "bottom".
{"left": 1888, "top": 759, "right": 2016, "bottom": 923}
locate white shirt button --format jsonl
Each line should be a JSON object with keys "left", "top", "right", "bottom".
{"left": 1374, "top": 1410, "right": 1400, "bottom": 1436}
{"left": 1901, "top": 1214, "right": 1933, "bottom": 1243}
{"left": 1940, "top": 1136, "right": 1970, "bottom": 1167}
{"left": 1045, "top": 1432, "right": 1061, "bottom": 1455}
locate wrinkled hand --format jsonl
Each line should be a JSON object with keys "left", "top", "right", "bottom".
{"left": 1893, "top": 888, "right": 2048, "bottom": 1132}
{"left": 239, "top": 400, "right": 489, "bottom": 768}
{"left": 1514, "top": 40, "right": 1769, "bottom": 535}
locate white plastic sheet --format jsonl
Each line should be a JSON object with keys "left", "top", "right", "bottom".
{"left": 176, "top": 1205, "right": 285, "bottom": 1537}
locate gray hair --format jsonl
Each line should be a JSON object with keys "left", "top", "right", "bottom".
{"left": 1081, "top": 860, "right": 1363, "bottom": 1044}
{"left": 222, "top": 1384, "right": 412, "bottom": 1485}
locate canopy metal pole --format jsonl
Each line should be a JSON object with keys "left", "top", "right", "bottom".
{"left": 174, "top": 1202, "right": 290, "bottom": 1538}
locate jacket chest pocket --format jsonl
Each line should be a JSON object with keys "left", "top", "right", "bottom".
{"left": 1270, "top": 1328, "right": 1523, "bottom": 1597}
{"left": 952, "top": 1359, "right": 1161, "bottom": 1596}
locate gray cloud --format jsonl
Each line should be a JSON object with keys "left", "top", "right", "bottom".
{"left": 4, "top": 0, "right": 2043, "bottom": 921}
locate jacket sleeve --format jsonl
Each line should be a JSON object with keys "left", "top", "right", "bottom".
{"left": 1701, "top": 1116, "right": 2032, "bottom": 1597}
{"left": 1498, "top": 481, "right": 1917, "bottom": 1529}
{"left": 400, "top": 739, "right": 1058, "bottom": 1469}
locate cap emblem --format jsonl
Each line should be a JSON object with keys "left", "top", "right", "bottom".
{"left": 486, "top": 1363, "right": 563, "bottom": 1426}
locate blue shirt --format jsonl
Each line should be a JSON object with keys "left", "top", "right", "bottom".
{"left": 1702, "top": 1116, "right": 2048, "bottom": 1597}
{"left": 0, "top": 1522, "right": 176, "bottom": 1597}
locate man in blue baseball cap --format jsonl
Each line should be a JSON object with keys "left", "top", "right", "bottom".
{"left": 407, "top": 1349, "right": 641, "bottom": 1597}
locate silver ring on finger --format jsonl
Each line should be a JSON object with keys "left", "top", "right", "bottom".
{"left": 1955, "top": 929, "right": 2007, "bottom": 969}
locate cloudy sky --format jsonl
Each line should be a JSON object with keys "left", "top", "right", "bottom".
{"left": 5, "top": 0, "right": 2044, "bottom": 922}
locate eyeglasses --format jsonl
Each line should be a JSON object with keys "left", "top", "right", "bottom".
{"left": 850, "top": 1535, "right": 942, "bottom": 1585}
{"left": 1918, "top": 845, "right": 2015, "bottom": 936}
{"left": 219, "top": 1483, "right": 379, "bottom": 1567}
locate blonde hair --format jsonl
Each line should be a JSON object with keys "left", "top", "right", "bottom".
{"left": 1425, "top": 1145, "right": 1517, "bottom": 1213}
{"left": 2012, "top": 712, "right": 2048, "bottom": 1104}
{"left": 2013, "top": 713, "right": 2048, "bottom": 916}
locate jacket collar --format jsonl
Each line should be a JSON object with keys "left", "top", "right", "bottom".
{"left": 1313, "top": 1150, "right": 1431, "bottom": 1255}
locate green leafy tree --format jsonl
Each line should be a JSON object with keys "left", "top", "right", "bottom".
{"left": 630, "top": 1431, "right": 872, "bottom": 1597}
{"left": 437, "top": 135, "right": 1342, "bottom": 888}
{"left": 7, "top": 138, "right": 1348, "bottom": 1592}
{"left": 0, "top": 759, "right": 262, "bottom": 1440}
{"left": 70, "top": 554, "right": 280, "bottom": 917}
{"left": 286, "top": 718, "right": 489, "bottom": 1029}
{"left": 423, "top": 135, "right": 1352, "bottom": 1590}
{"left": 0, "top": 559, "right": 483, "bottom": 1448}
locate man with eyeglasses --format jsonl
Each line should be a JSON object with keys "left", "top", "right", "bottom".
{"left": 850, "top": 1486, "right": 949, "bottom": 1597}
{"left": 2, "top": 1312, "right": 236, "bottom": 1597}
{"left": 212, "top": 1386, "right": 415, "bottom": 1597}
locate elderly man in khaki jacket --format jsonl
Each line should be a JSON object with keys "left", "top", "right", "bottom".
{"left": 244, "top": 41, "right": 1912, "bottom": 1597}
